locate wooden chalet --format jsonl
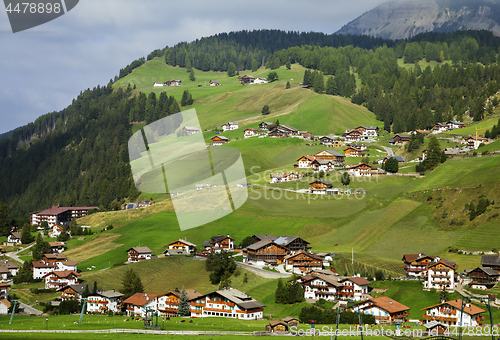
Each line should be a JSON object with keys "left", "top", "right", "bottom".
{"left": 43, "top": 270, "right": 80, "bottom": 290}
{"left": 421, "top": 299, "right": 485, "bottom": 327}
{"left": 282, "top": 317, "right": 299, "bottom": 327}
{"left": 266, "top": 320, "right": 288, "bottom": 332}
{"left": 302, "top": 132, "right": 314, "bottom": 140}
{"left": 300, "top": 274, "right": 343, "bottom": 301}
{"left": 274, "top": 236, "right": 310, "bottom": 252}
{"left": 409, "top": 129, "right": 430, "bottom": 135}
{"left": 244, "top": 128, "right": 259, "bottom": 138}
{"left": 310, "top": 159, "right": 336, "bottom": 172}
{"left": 239, "top": 75, "right": 255, "bottom": 84}
{"left": 338, "top": 277, "right": 372, "bottom": 301}
{"left": 481, "top": 255, "right": 500, "bottom": 273}
{"left": 425, "top": 259, "right": 457, "bottom": 292}
{"left": 126, "top": 247, "right": 153, "bottom": 263}
{"left": 402, "top": 253, "right": 436, "bottom": 277}
{"left": 309, "top": 180, "right": 333, "bottom": 195}
{"left": 123, "top": 293, "right": 158, "bottom": 317}
{"left": 259, "top": 122, "right": 271, "bottom": 130}
{"left": 48, "top": 242, "right": 66, "bottom": 254}
{"left": 391, "top": 134, "right": 410, "bottom": 145}
{"left": 347, "top": 163, "right": 373, "bottom": 177}
{"left": 269, "top": 172, "right": 302, "bottom": 183}
{"left": 465, "top": 267, "right": 500, "bottom": 290}
{"left": 296, "top": 155, "right": 316, "bottom": 168}
{"left": 43, "top": 253, "right": 67, "bottom": 265}
{"left": 319, "top": 136, "right": 334, "bottom": 146}
{"left": 268, "top": 129, "right": 287, "bottom": 138}
{"left": 5, "top": 232, "right": 22, "bottom": 246}
{"left": 182, "top": 126, "right": 201, "bottom": 135}
{"left": 221, "top": 122, "right": 238, "bottom": 131}
{"left": 284, "top": 250, "right": 323, "bottom": 273}
{"left": 164, "top": 239, "right": 197, "bottom": 255}
{"left": 343, "top": 130, "right": 362, "bottom": 142}
{"left": 243, "top": 240, "right": 288, "bottom": 265}
{"left": 209, "top": 80, "right": 221, "bottom": 86}
{"left": 190, "top": 288, "right": 264, "bottom": 319}
{"left": 209, "top": 235, "right": 234, "bottom": 253}
{"left": 211, "top": 135, "right": 230, "bottom": 146}
{"left": 87, "top": 290, "right": 124, "bottom": 314}
{"left": 466, "top": 136, "right": 489, "bottom": 149}
{"left": 60, "top": 283, "right": 103, "bottom": 300}
{"left": 344, "top": 146, "right": 365, "bottom": 157}
{"left": 315, "top": 150, "right": 344, "bottom": 162}
{"left": 156, "top": 290, "right": 180, "bottom": 316}
{"left": 356, "top": 296, "right": 410, "bottom": 324}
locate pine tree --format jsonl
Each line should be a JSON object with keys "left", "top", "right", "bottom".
{"left": 0, "top": 202, "right": 11, "bottom": 237}
{"left": 425, "top": 135, "right": 442, "bottom": 170}
{"left": 189, "top": 68, "right": 196, "bottom": 82}
{"left": 325, "top": 77, "right": 337, "bottom": 95}
{"left": 275, "top": 279, "right": 286, "bottom": 304}
{"left": 121, "top": 268, "right": 144, "bottom": 298}
{"left": 32, "top": 233, "right": 50, "bottom": 261}
{"left": 227, "top": 62, "right": 236, "bottom": 77}
{"left": 178, "top": 289, "right": 190, "bottom": 316}
{"left": 261, "top": 105, "right": 270, "bottom": 115}
{"left": 313, "top": 72, "right": 325, "bottom": 94}
{"left": 286, "top": 81, "right": 291, "bottom": 89}
{"left": 20, "top": 223, "right": 34, "bottom": 244}
{"left": 286, "top": 60, "right": 291, "bottom": 70}
{"left": 469, "top": 202, "right": 477, "bottom": 221}
{"left": 93, "top": 281, "right": 98, "bottom": 295}
{"left": 181, "top": 90, "right": 189, "bottom": 106}
{"left": 83, "top": 285, "right": 91, "bottom": 298}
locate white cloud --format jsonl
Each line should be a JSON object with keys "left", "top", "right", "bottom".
{"left": 0, "top": 0, "right": 387, "bottom": 134}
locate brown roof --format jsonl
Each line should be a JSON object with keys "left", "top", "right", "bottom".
{"left": 362, "top": 296, "right": 410, "bottom": 314}
{"left": 123, "top": 293, "right": 158, "bottom": 307}
{"left": 422, "top": 299, "right": 485, "bottom": 316}
{"left": 49, "top": 242, "right": 66, "bottom": 247}
{"left": 126, "top": 247, "right": 153, "bottom": 254}
{"left": 0, "top": 299, "right": 11, "bottom": 308}
{"left": 10, "top": 232, "right": 22, "bottom": 239}
{"left": 44, "top": 254, "right": 67, "bottom": 260}
{"left": 245, "top": 239, "right": 273, "bottom": 251}
{"left": 61, "top": 260, "right": 77, "bottom": 266}
{"left": 342, "top": 277, "right": 372, "bottom": 286}
{"left": 0, "top": 283, "right": 10, "bottom": 288}
{"left": 31, "top": 261, "right": 57, "bottom": 269}
{"left": 269, "top": 320, "right": 288, "bottom": 327}
{"left": 43, "top": 270, "right": 80, "bottom": 278}
{"left": 316, "top": 275, "right": 343, "bottom": 287}
{"left": 426, "top": 259, "right": 457, "bottom": 270}
{"left": 285, "top": 250, "right": 322, "bottom": 261}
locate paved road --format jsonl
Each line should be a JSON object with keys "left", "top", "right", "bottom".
{"left": 5, "top": 243, "right": 35, "bottom": 264}
{"left": 18, "top": 301, "right": 42, "bottom": 316}
{"left": 236, "top": 262, "right": 292, "bottom": 279}
{"left": 381, "top": 145, "right": 395, "bottom": 157}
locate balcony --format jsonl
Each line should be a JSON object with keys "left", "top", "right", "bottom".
{"left": 423, "top": 314, "right": 457, "bottom": 322}
{"left": 206, "top": 300, "right": 235, "bottom": 307}
{"left": 375, "top": 316, "right": 390, "bottom": 320}
{"left": 204, "top": 307, "right": 234, "bottom": 313}
{"left": 190, "top": 302, "right": 205, "bottom": 307}
{"left": 339, "top": 292, "right": 354, "bottom": 296}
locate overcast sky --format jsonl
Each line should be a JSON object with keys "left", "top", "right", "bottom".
{"left": 0, "top": 0, "right": 387, "bottom": 134}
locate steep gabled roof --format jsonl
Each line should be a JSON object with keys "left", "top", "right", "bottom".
{"left": 341, "top": 277, "right": 372, "bottom": 286}
{"left": 361, "top": 296, "right": 410, "bottom": 314}
{"left": 421, "top": 299, "right": 485, "bottom": 316}
{"left": 481, "top": 255, "right": 500, "bottom": 267}
{"left": 123, "top": 293, "right": 158, "bottom": 307}
{"left": 168, "top": 239, "right": 196, "bottom": 247}
{"left": 126, "top": 247, "right": 153, "bottom": 254}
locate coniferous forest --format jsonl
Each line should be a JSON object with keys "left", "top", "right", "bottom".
{"left": 2, "top": 29, "right": 500, "bottom": 217}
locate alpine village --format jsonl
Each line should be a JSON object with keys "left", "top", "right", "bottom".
{"left": 4, "top": 1, "right": 500, "bottom": 338}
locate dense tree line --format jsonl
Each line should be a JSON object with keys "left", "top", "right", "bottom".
{"left": 162, "top": 29, "right": 393, "bottom": 72}
{"left": 299, "top": 304, "right": 375, "bottom": 324}
{"left": 275, "top": 278, "right": 305, "bottom": 304}
{"left": 0, "top": 83, "right": 181, "bottom": 218}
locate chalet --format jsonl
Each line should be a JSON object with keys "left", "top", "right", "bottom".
{"left": 338, "top": 277, "right": 372, "bottom": 301}
{"left": 274, "top": 236, "right": 310, "bottom": 252}
{"left": 432, "top": 123, "right": 448, "bottom": 134}
{"left": 254, "top": 77, "right": 268, "bottom": 84}
{"left": 446, "top": 121, "right": 465, "bottom": 130}
{"left": 296, "top": 155, "right": 316, "bottom": 168}
{"left": 402, "top": 254, "right": 436, "bottom": 278}
{"left": 0, "top": 260, "right": 18, "bottom": 280}
{"left": 138, "top": 200, "right": 154, "bottom": 208}
{"left": 343, "top": 130, "right": 363, "bottom": 142}
{"left": 190, "top": 288, "right": 265, "bottom": 319}
{"left": 390, "top": 135, "right": 410, "bottom": 145}
{"left": 48, "top": 224, "right": 64, "bottom": 238}
{"left": 465, "top": 136, "right": 489, "bottom": 149}
{"left": 465, "top": 267, "right": 500, "bottom": 290}
{"left": 282, "top": 317, "right": 299, "bottom": 327}
{"left": 157, "top": 289, "right": 202, "bottom": 317}
{"left": 309, "top": 180, "right": 333, "bottom": 195}
{"left": 221, "top": 122, "right": 239, "bottom": 131}
{"left": 269, "top": 172, "right": 302, "bottom": 183}
{"left": 0, "top": 299, "right": 10, "bottom": 315}
{"left": 266, "top": 320, "right": 288, "bottom": 332}
{"left": 284, "top": 250, "right": 323, "bottom": 273}
{"left": 268, "top": 129, "right": 286, "bottom": 138}
{"left": 481, "top": 255, "right": 500, "bottom": 273}
{"left": 244, "top": 128, "right": 259, "bottom": 138}
{"left": 31, "top": 206, "right": 98, "bottom": 227}
{"left": 31, "top": 261, "right": 58, "bottom": 279}
{"left": 43, "top": 270, "right": 80, "bottom": 289}
{"left": 270, "top": 124, "right": 300, "bottom": 137}
{"left": 239, "top": 75, "right": 255, "bottom": 84}
{"left": 123, "top": 293, "right": 158, "bottom": 317}
{"left": 87, "top": 290, "right": 124, "bottom": 314}
{"left": 421, "top": 299, "right": 485, "bottom": 327}
{"left": 344, "top": 146, "right": 365, "bottom": 157}
{"left": 209, "top": 235, "right": 234, "bottom": 253}
{"left": 0, "top": 283, "right": 9, "bottom": 300}
{"left": 60, "top": 283, "right": 103, "bottom": 301}
{"left": 243, "top": 240, "right": 288, "bottom": 265}
{"left": 314, "top": 150, "right": 345, "bottom": 166}
{"left": 424, "top": 259, "right": 457, "bottom": 292}
{"left": 354, "top": 126, "right": 379, "bottom": 138}
{"left": 252, "top": 235, "right": 277, "bottom": 243}
{"left": 347, "top": 163, "right": 373, "bottom": 177}
{"left": 6, "top": 232, "right": 22, "bottom": 246}
{"left": 164, "top": 239, "right": 197, "bottom": 255}
{"left": 126, "top": 247, "right": 153, "bottom": 263}
{"left": 209, "top": 80, "right": 221, "bottom": 86}
{"left": 318, "top": 136, "right": 334, "bottom": 146}
{"left": 211, "top": 136, "right": 230, "bottom": 146}
{"left": 182, "top": 126, "right": 201, "bottom": 135}
{"left": 48, "top": 241, "right": 67, "bottom": 254}
{"left": 259, "top": 122, "right": 271, "bottom": 130}
{"left": 164, "top": 80, "right": 181, "bottom": 86}
{"left": 310, "top": 159, "right": 337, "bottom": 172}
{"left": 153, "top": 82, "right": 164, "bottom": 87}
{"left": 424, "top": 321, "right": 450, "bottom": 335}
{"left": 355, "top": 296, "right": 410, "bottom": 324}
{"left": 43, "top": 253, "right": 67, "bottom": 265}
{"left": 300, "top": 131, "right": 314, "bottom": 140}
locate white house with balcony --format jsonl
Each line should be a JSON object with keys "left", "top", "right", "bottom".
{"left": 87, "top": 290, "right": 124, "bottom": 314}
{"left": 421, "top": 299, "right": 484, "bottom": 327}
{"left": 338, "top": 277, "right": 372, "bottom": 301}
{"left": 424, "top": 259, "right": 457, "bottom": 292}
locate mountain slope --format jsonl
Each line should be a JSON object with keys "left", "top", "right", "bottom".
{"left": 337, "top": 0, "right": 500, "bottom": 40}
